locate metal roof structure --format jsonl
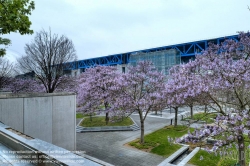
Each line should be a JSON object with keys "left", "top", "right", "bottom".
{"left": 63, "top": 34, "right": 239, "bottom": 70}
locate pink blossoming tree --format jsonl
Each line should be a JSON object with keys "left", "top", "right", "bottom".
{"left": 6, "top": 78, "right": 44, "bottom": 93}
{"left": 115, "top": 61, "right": 167, "bottom": 144}
{"left": 175, "top": 32, "right": 250, "bottom": 166}
{"left": 6, "top": 75, "right": 77, "bottom": 94}
{"left": 77, "top": 65, "right": 120, "bottom": 124}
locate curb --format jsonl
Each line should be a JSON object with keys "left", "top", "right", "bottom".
{"left": 76, "top": 116, "right": 140, "bottom": 132}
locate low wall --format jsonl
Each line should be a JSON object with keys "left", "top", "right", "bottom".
{"left": 0, "top": 92, "right": 76, "bottom": 151}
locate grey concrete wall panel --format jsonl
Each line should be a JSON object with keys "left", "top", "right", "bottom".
{"left": 52, "top": 95, "right": 76, "bottom": 151}
{"left": 24, "top": 97, "right": 53, "bottom": 143}
{"left": 0, "top": 99, "right": 3, "bottom": 123}
{"left": 0, "top": 92, "right": 76, "bottom": 151}
{"left": 0, "top": 98, "right": 23, "bottom": 132}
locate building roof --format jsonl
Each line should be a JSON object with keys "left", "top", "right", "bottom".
{"left": 63, "top": 34, "right": 238, "bottom": 70}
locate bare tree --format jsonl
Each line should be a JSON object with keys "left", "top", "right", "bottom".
{"left": 0, "top": 58, "right": 13, "bottom": 89}
{"left": 17, "top": 29, "right": 77, "bottom": 93}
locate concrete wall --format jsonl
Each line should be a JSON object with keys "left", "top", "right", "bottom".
{"left": 0, "top": 98, "right": 24, "bottom": 132}
{"left": 66, "top": 69, "right": 81, "bottom": 77}
{"left": 116, "top": 64, "right": 127, "bottom": 73}
{"left": 69, "top": 64, "right": 128, "bottom": 77}
{"left": 0, "top": 92, "right": 76, "bottom": 151}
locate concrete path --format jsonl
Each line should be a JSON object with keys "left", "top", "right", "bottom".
{"left": 76, "top": 108, "right": 201, "bottom": 166}
{"left": 76, "top": 114, "right": 169, "bottom": 166}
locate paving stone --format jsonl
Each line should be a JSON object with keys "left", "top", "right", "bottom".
{"left": 76, "top": 115, "right": 167, "bottom": 166}
{"left": 76, "top": 108, "right": 202, "bottom": 166}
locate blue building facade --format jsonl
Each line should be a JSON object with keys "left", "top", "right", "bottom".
{"left": 63, "top": 34, "right": 238, "bottom": 74}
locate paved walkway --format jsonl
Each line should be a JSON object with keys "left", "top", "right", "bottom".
{"left": 77, "top": 114, "right": 169, "bottom": 166}
{"left": 76, "top": 108, "right": 201, "bottom": 166}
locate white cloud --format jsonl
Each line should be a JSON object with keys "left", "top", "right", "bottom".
{"left": 3, "top": 0, "right": 250, "bottom": 60}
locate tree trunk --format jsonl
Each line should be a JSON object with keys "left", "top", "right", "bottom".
{"left": 155, "top": 110, "right": 158, "bottom": 115}
{"left": 190, "top": 105, "right": 193, "bottom": 119}
{"left": 104, "top": 102, "right": 109, "bottom": 125}
{"left": 204, "top": 105, "right": 207, "bottom": 113}
{"left": 105, "top": 112, "right": 109, "bottom": 125}
{"left": 237, "top": 135, "right": 246, "bottom": 166}
{"left": 140, "top": 120, "right": 144, "bottom": 144}
{"left": 89, "top": 113, "right": 92, "bottom": 121}
{"left": 174, "top": 107, "right": 178, "bottom": 127}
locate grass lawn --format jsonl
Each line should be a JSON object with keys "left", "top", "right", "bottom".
{"left": 76, "top": 113, "right": 84, "bottom": 118}
{"left": 184, "top": 112, "right": 217, "bottom": 124}
{"left": 189, "top": 148, "right": 245, "bottom": 166}
{"left": 76, "top": 113, "right": 97, "bottom": 119}
{"left": 188, "top": 149, "right": 221, "bottom": 166}
{"left": 80, "top": 116, "right": 133, "bottom": 127}
{"left": 189, "top": 135, "right": 250, "bottom": 166}
{"left": 128, "top": 125, "right": 194, "bottom": 157}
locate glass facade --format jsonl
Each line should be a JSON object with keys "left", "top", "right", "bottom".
{"left": 129, "top": 49, "right": 181, "bottom": 75}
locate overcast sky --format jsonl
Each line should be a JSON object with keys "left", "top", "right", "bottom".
{"left": 4, "top": 0, "right": 250, "bottom": 62}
